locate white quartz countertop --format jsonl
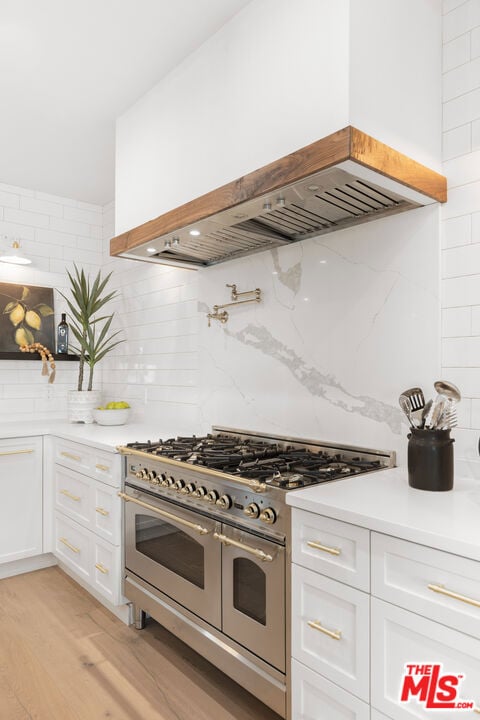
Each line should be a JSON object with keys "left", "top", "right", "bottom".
{"left": 286, "top": 466, "right": 480, "bottom": 561}
{"left": 0, "top": 420, "right": 187, "bottom": 453}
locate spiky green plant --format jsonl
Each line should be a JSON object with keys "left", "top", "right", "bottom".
{"left": 60, "top": 265, "right": 124, "bottom": 391}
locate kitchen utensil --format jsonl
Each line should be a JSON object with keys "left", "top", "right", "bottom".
{"left": 424, "top": 394, "right": 448, "bottom": 430}
{"left": 438, "top": 404, "right": 457, "bottom": 430}
{"left": 420, "top": 399, "right": 433, "bottom": 429}
{"left": 400, "top": 387, "right": 425, "bottom": 413}
{"left": 433, "top": 380, "right": 461, "bottom": 404}
{"left": 399, "top": 395, "right": 417, "bottom": 428}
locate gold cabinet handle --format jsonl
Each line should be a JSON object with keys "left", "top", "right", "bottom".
{"left": 213, "top": 531, "right": 273, "bottom": 562}
{"left": 118, "top": 491, "right": 210, "bottom": 536}
{"left": 61, "top": 451, "right": 81, "bottom": 462}
{"left": 95, "top": 562, "right": 109, "bottom": 575}
{"left": 427, "top": 583, "right": 480, "bottom": 609}
{"left": 59, "top": 537, "right": 80, "bottom": 554}
{"left": 95, "top": 464, "right": 109, "bottom": 471}
{"left": 0, "top": 448, "right": 34, "bottom": 457}
{"left": 95, "top": 506, "right": 109, "bottom": 517}
{"left": 473, "top": 708, "right": 480, "bottom": 715}
{"left": 60, "top": 489, "right": 81, "bottom": 502}
{"left": 307, "top": 619, "right": 342, "bottom": 640}
{"left": 307, "top": 540, "right": 341, "bottom": 556}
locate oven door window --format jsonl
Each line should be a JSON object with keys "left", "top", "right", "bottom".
{"left": 135, "top": 514, "right": 205, "bottom": 589}
{"left": 233, "top": 557, "right": 266, "bottom": 625}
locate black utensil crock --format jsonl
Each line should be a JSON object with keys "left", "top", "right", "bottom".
{"left": 407, "top": 428, "right": 454, "bottom": 491}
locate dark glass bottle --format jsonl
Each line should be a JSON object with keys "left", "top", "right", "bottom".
{"left": 57, "top": 313, "right": 69, "bottom": 354}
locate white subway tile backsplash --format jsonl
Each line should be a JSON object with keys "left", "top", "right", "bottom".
{"left": 443, "top": 0, "right": 470, "bottom": 15}
{"left": 473, "top": 118, "right": 480, "bottom": 150}
{"left": 472, "top": 24, "right": 480, "bottom": 57}
{"left": 49, "top": 216, "right": 91, "bottom": 237}
{"left": 443, "top": 56, "right": 480, "bottom": 100}
{"left": 442, "top": 335, "right": 480, "bottom": 365}
{"left": 443, "top": 87, "right": 480, "bottom": 130}
{"left": 4, "top": 207, "right": 50, "bottom": 229}
{"left": 442, "top": 213, "right": 471, "bottom": 247}
{"left": 442, "top": 180, "right": 480, "bottom": 218}
{"left": 442, "top": 306, "right": 472, "bottom": 335}
{"left": 443, "top": 148, "right": 480, "bottom": 187}
{"left": 0, "top": 190, "right": 20, "bottom": 209}
{"left": 469, "top": 304, "right": 480, "bottom": 332}
{"left": 443, "top": 32, "right": 471, "bottom": 71}
{"left": 442, "top": 123, "right": 471, "bottom": 160}
{"left": 443, "top": 0, "right": 480, "bottom": 42}
{"left": 442, "top": 241, "right": 480, "bottom": 277}
{"left": 443, "top": 273, "right": 480, "bottom": 306}
{"left": 20, "top": 196, "right": 64, "bottom": 218}
{"left": 64, "top": 205, "right": 102, "bottom": 226}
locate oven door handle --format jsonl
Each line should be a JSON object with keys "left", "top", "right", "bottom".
{"left": 118, "top": 491, "right": 211, "bottom": 536}
{"left": 213, "top": 532, "right": 273, "bottom": 562}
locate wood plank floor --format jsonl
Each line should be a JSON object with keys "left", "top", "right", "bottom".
{"left": 0, "top": 567, "right": 282, "bottom": 720}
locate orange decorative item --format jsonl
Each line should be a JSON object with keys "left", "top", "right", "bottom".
{"left": 20, "top": 342, "right": 56, "bottom": 383}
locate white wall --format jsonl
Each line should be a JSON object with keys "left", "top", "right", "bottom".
{"left": 441, "top": 0, "right": 480, "bottom": 478}
{"left": 0, "top": 183, "right": 102, "bottom": 421}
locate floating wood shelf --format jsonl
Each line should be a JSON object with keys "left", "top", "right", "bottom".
{"left": 0, "top": 352, "right": 79, "bottom": 361}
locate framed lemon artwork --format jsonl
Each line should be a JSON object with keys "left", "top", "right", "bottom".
{"left": 0, "top": 282, "right": 55, "bottom": 353}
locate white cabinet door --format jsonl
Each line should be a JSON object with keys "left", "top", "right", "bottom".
{"left": 292, "top": 563, "right": 370, "bottom": 701}
{"left": 291, "top": 659, "right": 370, "bottom": 720}
{"left": 371, "top": 597, "right": 480, "bottom": 720}
{"left": 0, "top": 436, "right": 42, "bottom": 563}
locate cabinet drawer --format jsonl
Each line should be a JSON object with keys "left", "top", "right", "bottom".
{"left": 55, "top": 438, "right": 92, "bottom": 475}
{"left": 92, "top": 482, "right": 120, "bottom": 545}
{"left": 292, "top": 563, "right": 370, "bottom": 701}
{"left": 371, "top": 597, "right": 480, "bottom": 720}
{"left": 54, "top": 437, "right": 120, "bottom": 486}
{"left": 54, "top": 513, "right": 123, "bottom": 606}
{"left": 372, "top": 533, "right": 480, "bottom": 639}
{"left": 54, "top": 513, "right": 91, "bottom": 581}
{"left": 92, "top": 537, "right": 121, "bottom": 605}
{"left": 291, "top": 659, "right": 370, "bottom": 720}
{"left": 292, "top": 509, "right": 370, "bottom": 591}
{"left": 55, "top": 466, "right": 90, "bottom": 528}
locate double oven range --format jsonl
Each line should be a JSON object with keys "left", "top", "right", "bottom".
{"left": 118, "top": 427, "right": 395, "bottom": 718}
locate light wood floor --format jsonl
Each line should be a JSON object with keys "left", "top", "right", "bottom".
{"left": 0, "top": 567, "right": 282, "bottom": 720}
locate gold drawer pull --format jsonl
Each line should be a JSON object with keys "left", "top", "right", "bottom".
{"left": 60, "top": 489, "right": 81, "bottom": 502}
{"left": 307, "top": 619, "right": 342, "bottom": 640}
{"left": 0, "top": 448, "right": 34, "bottom": 457}
{"left": 473, "top": 708, "right": 480, "bottom": 714}
{"left": 427, "top": 583, "right": 480, "bottom": 609}
{"left": 307, "top": 540, "right": 341, "bottom": 556}
{"left": 61, "top": 451, "right": 81, "bottom": 462}
{"left": 96, "top": 463, "right": 109, "bottom": 471}
{"left": 59, "top": 537, "right": 80, "bottom": 554}
{"left": 95, "top": 506, "right": 109, "bottom": 517}
{"left": 95, "top": 562, "right": 109, "bottom": 575}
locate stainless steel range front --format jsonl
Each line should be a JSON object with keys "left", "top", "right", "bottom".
{"left": 117, "top": 427, "right": 395, "bottom": 718}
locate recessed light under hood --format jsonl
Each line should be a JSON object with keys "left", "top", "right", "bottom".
{"left": 110, "top": 126, "right": 447, "bottom": 270}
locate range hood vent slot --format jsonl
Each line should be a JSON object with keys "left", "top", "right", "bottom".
{"left": 111, "top": 126, "right": 446, "bottom": 270}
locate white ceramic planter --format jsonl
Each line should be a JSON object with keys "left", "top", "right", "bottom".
{"left": 67, "top": 390, "right": 101, "bottom": 424}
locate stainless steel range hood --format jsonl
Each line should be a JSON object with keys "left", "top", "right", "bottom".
{"left": 110, "top": 126, "right": 447, "bottom": 270}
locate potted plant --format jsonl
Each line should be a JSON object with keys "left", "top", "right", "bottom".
{"left": 61, "top": 265, "right": 124, "bottom": 423}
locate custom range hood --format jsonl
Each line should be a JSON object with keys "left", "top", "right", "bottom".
{"left": 110, "top": 126, "right": 447, "bottom": 270}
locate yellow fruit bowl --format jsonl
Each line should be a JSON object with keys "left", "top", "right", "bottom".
{"left": 93, "top": 408, "right": 130, "bottom": 426}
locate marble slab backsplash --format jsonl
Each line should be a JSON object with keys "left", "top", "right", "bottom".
{"left": 198, "top": 205, "right": 440, "bottom": 466}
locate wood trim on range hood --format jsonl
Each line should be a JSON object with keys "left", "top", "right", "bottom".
{"left": 110, "top": 126, "right": 447, "bottom": 270}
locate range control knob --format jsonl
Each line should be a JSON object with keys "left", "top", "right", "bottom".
{"left": 260, "top": 508, "right": 277, "bottom": 525}
{"left": 206, "top": 490, "right": 219, "bottom": 504}
{"left": 148, "top": 470, "right": 160, "bottom": 484}
{"left": 141, "top": 468, "right": 149, "bottom": 480}
{"left": 181, "top": 483, "right": 196, "bottom": 495}
{"left": 135, "top": 470, "right": 144, "bottom": 479}
{"left": 174, "top": 479, "right": 185, "bottom": 492}
{"left": 216, "top": 494, "right": 232, "bottom": 509}
{"left": 193, "top": 486, "right": 207, "bottom": 498}
{"left": 244, "top": 503, "right": 260, "bottom": 519}
{"left": 166, "top": 476, "right": 175, "bottom": 488}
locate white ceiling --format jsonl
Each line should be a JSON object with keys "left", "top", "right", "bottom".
{"left": 0, "top": 0, "right": 252, "bottom": 205}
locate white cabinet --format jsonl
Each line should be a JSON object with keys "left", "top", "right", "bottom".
{"left": 52, "top": 437, "right": 123, "bottom": 606}
{"left": 291, "top": 659, "right": 370, "bottom": 720}
{"left": 371, "top": 597, "right": 480, "bottom": 720}
{"left": 291, "top": 564, "right": 370, "bottom": 701}
{"left": 291, "top": 510, "right": 371, "bottom": 718}
{"left": 0, "top": 436, "right": 42, "bottom": 564}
